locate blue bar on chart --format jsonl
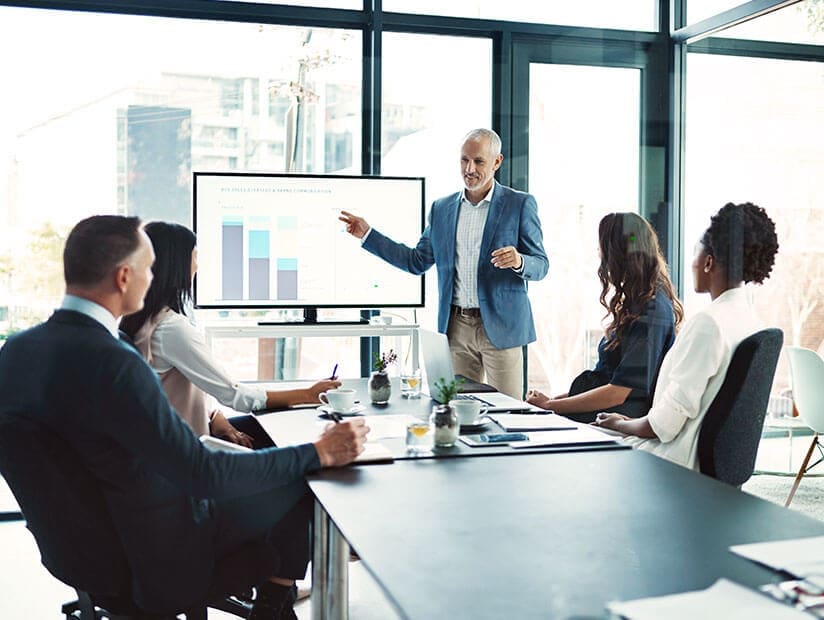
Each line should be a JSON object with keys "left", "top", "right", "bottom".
{"left": 221, "top": 215, "right": 244, "bottom": 300}
{"left": 248, "top": 217, "right": 270, "bottom": 300}
{"left": 275, "top": 216, "right": 299, "bottom": 300}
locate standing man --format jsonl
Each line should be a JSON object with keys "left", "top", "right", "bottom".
{"left": 340, "top": 128, "right": 548, "bottom": 398}
{"left": 0, "top": 215, "right": 368, "bottom": 618}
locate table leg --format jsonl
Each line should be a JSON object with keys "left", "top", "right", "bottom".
{"left": 327, "top": 521, "right": 350, "bottom": 619}
{"left": 312, "top": 500, "right": 329, "bottom": 620}
{"left": 311, "top": 499, "right": 349, "bottom": 619}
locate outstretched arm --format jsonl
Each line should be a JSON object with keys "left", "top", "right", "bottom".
{"left": 264, "top": 379, "right": 341, "bottom": 409}
{"left": 594, "top": 413, "right": 657, "bottom": 439}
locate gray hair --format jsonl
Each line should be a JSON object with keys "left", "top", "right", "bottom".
{"left": 463, "top": 128, "right": 502, "bottom": 157}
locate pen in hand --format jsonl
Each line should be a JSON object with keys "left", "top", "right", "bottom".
{"left": 330, "top": 363, "right": 339, "bottom": 380}
{"left": 329, "top": 411, "right": 343, "bottom": 424}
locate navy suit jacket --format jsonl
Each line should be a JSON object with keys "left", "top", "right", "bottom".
{"left": 0, "top": 310, "right": 320, "bottom": 610}
{"left": 363, "top": 181, "right": 548, "bottom": 349}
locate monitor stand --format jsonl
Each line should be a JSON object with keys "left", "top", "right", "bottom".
{"left": 258, "top": 307, "right": 368, "bottom": 326}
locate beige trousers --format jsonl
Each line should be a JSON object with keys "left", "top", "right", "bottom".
{"left": 446, "top": 314, "right": 524, "bottom": 399}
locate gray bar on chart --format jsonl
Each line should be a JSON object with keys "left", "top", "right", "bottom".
{"left": 222, "top": 224, "right": 243, "bottom": 300}
{"left": 249, "top": 258, "right": 270, "bottom": 300}
{"left": 277, "top": 270, "right": 298, "bottom": 300}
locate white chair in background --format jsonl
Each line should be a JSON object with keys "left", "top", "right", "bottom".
{"left": 785, "top": 346, "right": 824, "bottom": 507}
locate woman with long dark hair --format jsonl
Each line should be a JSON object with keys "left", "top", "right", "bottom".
{"left": 594, "top": 203, "right": 779, "bottom": 469}
{"left": 526, "top": 212, "right": 683, "bottom": 423}
{"left": 120, "top": 221, "right": 339, "bottom": 446}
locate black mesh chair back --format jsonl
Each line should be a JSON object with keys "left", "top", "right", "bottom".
{"left": 0, "top": 413, "right": 256, "bottom": 619}
{"left": 0, "top": 414, "right": 131, "bottom": 597}
{"left": 697, "top": 328, "right": 783, "bottom": 486}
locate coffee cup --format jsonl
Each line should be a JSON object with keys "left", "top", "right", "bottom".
{"left": 449, "top": 399, "right": 488, "bottom": 425}
{"left": 319, "top": 388, "right": 356, "bottom": 412}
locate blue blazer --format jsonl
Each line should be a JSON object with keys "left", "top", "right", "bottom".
{"left": 0, "top": 310, "right": 320, "bottom": 611}
{"left": 363, "top": 181, "right": 548, "bottom": 349}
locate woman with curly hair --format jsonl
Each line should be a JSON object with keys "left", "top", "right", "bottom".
{"left": 526, "top": 212, "right": 683, "bottom": 423}
{"left": 594, "top": 202, "right": 779, "bottom": 469}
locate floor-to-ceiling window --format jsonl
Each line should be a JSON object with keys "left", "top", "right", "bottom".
{"left": 682, "top": 1, "right": 824, "bottom": 397}
{"left": 526, "top": 64, "right": 641, "bottom": 393}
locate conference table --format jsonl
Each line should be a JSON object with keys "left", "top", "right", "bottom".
{"left": 258, "top": 380, "right": 824, "bottom": 619}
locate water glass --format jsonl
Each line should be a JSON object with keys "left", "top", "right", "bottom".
{"left": 405, "top": 419, "right": 433, "bottom": 454}
{"left": 400, "top": 368, "right": 422, "bottom": 399}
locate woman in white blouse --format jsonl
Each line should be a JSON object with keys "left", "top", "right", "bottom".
{"left": 120, "top": 222, "right": 339, "bottom": 446}
{"left": 593, "top": 202, "right": 779, "bottom": 469}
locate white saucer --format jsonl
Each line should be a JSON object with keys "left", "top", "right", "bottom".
{"left": 317, "top": 404, "right": 366, "bottom": 417}
{"left": 459, "top": 418, "right": 490, "bottom": 432}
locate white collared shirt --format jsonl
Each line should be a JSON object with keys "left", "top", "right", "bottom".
{"left": 137, "top": 308, "right": 267, "bottom": 413}
{"left": 625, "top": 287, "right": 762, "bottom": 470}
{"left": 452, "top": 184, "right": 494, "bottom": 308}
{"left": 61, "top": 294, "right": 120, "bottom": 338}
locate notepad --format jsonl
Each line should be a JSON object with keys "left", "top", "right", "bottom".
{"left": 354, "top": 441, "right": 394, "bottom": 464}
{"left": 606, "top": 578, "right": 807, "bottom": 620}
{"left": 488, "top": 413, "right": 577, "bottom": 432}
{"left": 509, "top": 426, "right": 619, "bottom": 448}
{"left": 730, "top": 536, "right": 824, "bottom": 578}
{"left": 199, "top": 435, "right": 253, "bottom": 453}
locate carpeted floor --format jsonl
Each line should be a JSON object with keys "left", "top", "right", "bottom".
{"left": 744, "top": 432, "right": 824, "bottom": 523}
{"left": 744, "top": 473, "right": 824, "bottom": 522}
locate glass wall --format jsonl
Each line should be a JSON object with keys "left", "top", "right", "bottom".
{"left": 383, "top": 0, "right": 658, "bottom": 31}
{"left": 527, "top": 64, "right": 641, "bottom": 393}
{"left": 0, "top": 6, "right": 362, "bottom": 379}
{"left": 691, "top": 0, "right": 824, "bottom": 44}
{"left": 684, "top": 53, "right": 824, "bottom": 393}
{"left": 380, "top": 33, "right": 493, "bottom": 370}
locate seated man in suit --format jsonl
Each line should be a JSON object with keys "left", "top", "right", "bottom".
{"left": 0, "top": 215, "right": 369, "bottom": 619}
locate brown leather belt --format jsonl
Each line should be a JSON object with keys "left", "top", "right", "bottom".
{"left": 452, "top": 305, "right": 481, "bottom": 318}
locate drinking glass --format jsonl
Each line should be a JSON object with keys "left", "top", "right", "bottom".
{"left": 400, "top": 368, "right": 422, "bottom": 399}
{"left": 405, "top": 419, "right": 433, "bottom": 454}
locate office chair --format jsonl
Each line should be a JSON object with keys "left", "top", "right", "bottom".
{"left": 697, "top": 328, "right": 783, "bottom": 487}
{"left": 0, "top": 414, "right": 261, "bottom": 619}
{"left": 784, "top": 347, "right": 824, "bottom": 508}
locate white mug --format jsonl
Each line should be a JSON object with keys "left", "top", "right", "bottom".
{"left": 319, "top": 388, "right": 356, "bottom": 412}
{"left": 449, "top": 399, "right": 489, "bottom": 425}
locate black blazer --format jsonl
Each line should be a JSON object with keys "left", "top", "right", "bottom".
{"left": 0, "top": 310, "right": 319, "bottom": 610}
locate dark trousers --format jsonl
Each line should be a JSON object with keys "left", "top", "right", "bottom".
{"left": 213, "top": 477, "right": 313, "bottom": 581}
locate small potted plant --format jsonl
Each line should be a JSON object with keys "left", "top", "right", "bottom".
{"left": 430, "top": 377, "right": 464, "bottom": 447}
{"left": 368, "top": 349, "right": 397, "bottom": 404}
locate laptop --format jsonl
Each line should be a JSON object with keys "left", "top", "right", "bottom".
{"left": 418, "top": 329, "right": 533, "bottom": 412}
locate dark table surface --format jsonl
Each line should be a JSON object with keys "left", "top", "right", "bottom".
{"left": 308, "top": 448, "right": 824, "bottom": 619}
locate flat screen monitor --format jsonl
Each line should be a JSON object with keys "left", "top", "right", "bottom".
{"left": 193, "top": 172, "right": 425, "bottom": 313}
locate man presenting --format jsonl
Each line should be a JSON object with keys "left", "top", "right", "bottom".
{"left": 340, "top": 128, "right": 548, "bottom": 398}
{"left": 0, "top": 215, "right": 368, "bottom": 618}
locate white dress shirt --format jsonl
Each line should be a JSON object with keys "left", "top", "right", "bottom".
{"left": 136, "top": 308, "right": 266, "bottom": 428}
{"left": 451, "top": 185, "right": 493, "bottom": 309}
{"left": 626, "top": 287, "right": 762, "bottom": 470}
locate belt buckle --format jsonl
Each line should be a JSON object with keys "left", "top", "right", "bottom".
{"left": 457, "top": 306, "right": 476, "bottom": 318}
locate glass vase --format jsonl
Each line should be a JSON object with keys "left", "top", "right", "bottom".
{"left": 431, "top": 404, "right": 459, "bottom": 447}
{"left": 368, "top": 371, "right": 391, "bottom": 404}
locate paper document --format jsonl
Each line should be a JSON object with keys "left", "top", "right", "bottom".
{"left": 730, "top": 536, "right": 824, "bottom": 578}
{"left": 354, "top": 442, "right": 394, "bottom": 464}
{"left": 509, "top": 426, "right": 619, "bottom": 449}
{"left": 606, "top": 578, "right": 807, "bottom": 620}
{"left": 256, "top": 410, "right": 395, "bottom": 465}
{"left": 488, "top": 413, "right": 577, "bottom": 431}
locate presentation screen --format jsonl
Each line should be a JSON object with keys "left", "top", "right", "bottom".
{"left": 193, "top": 172, "right": 425, "bottom": 310}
